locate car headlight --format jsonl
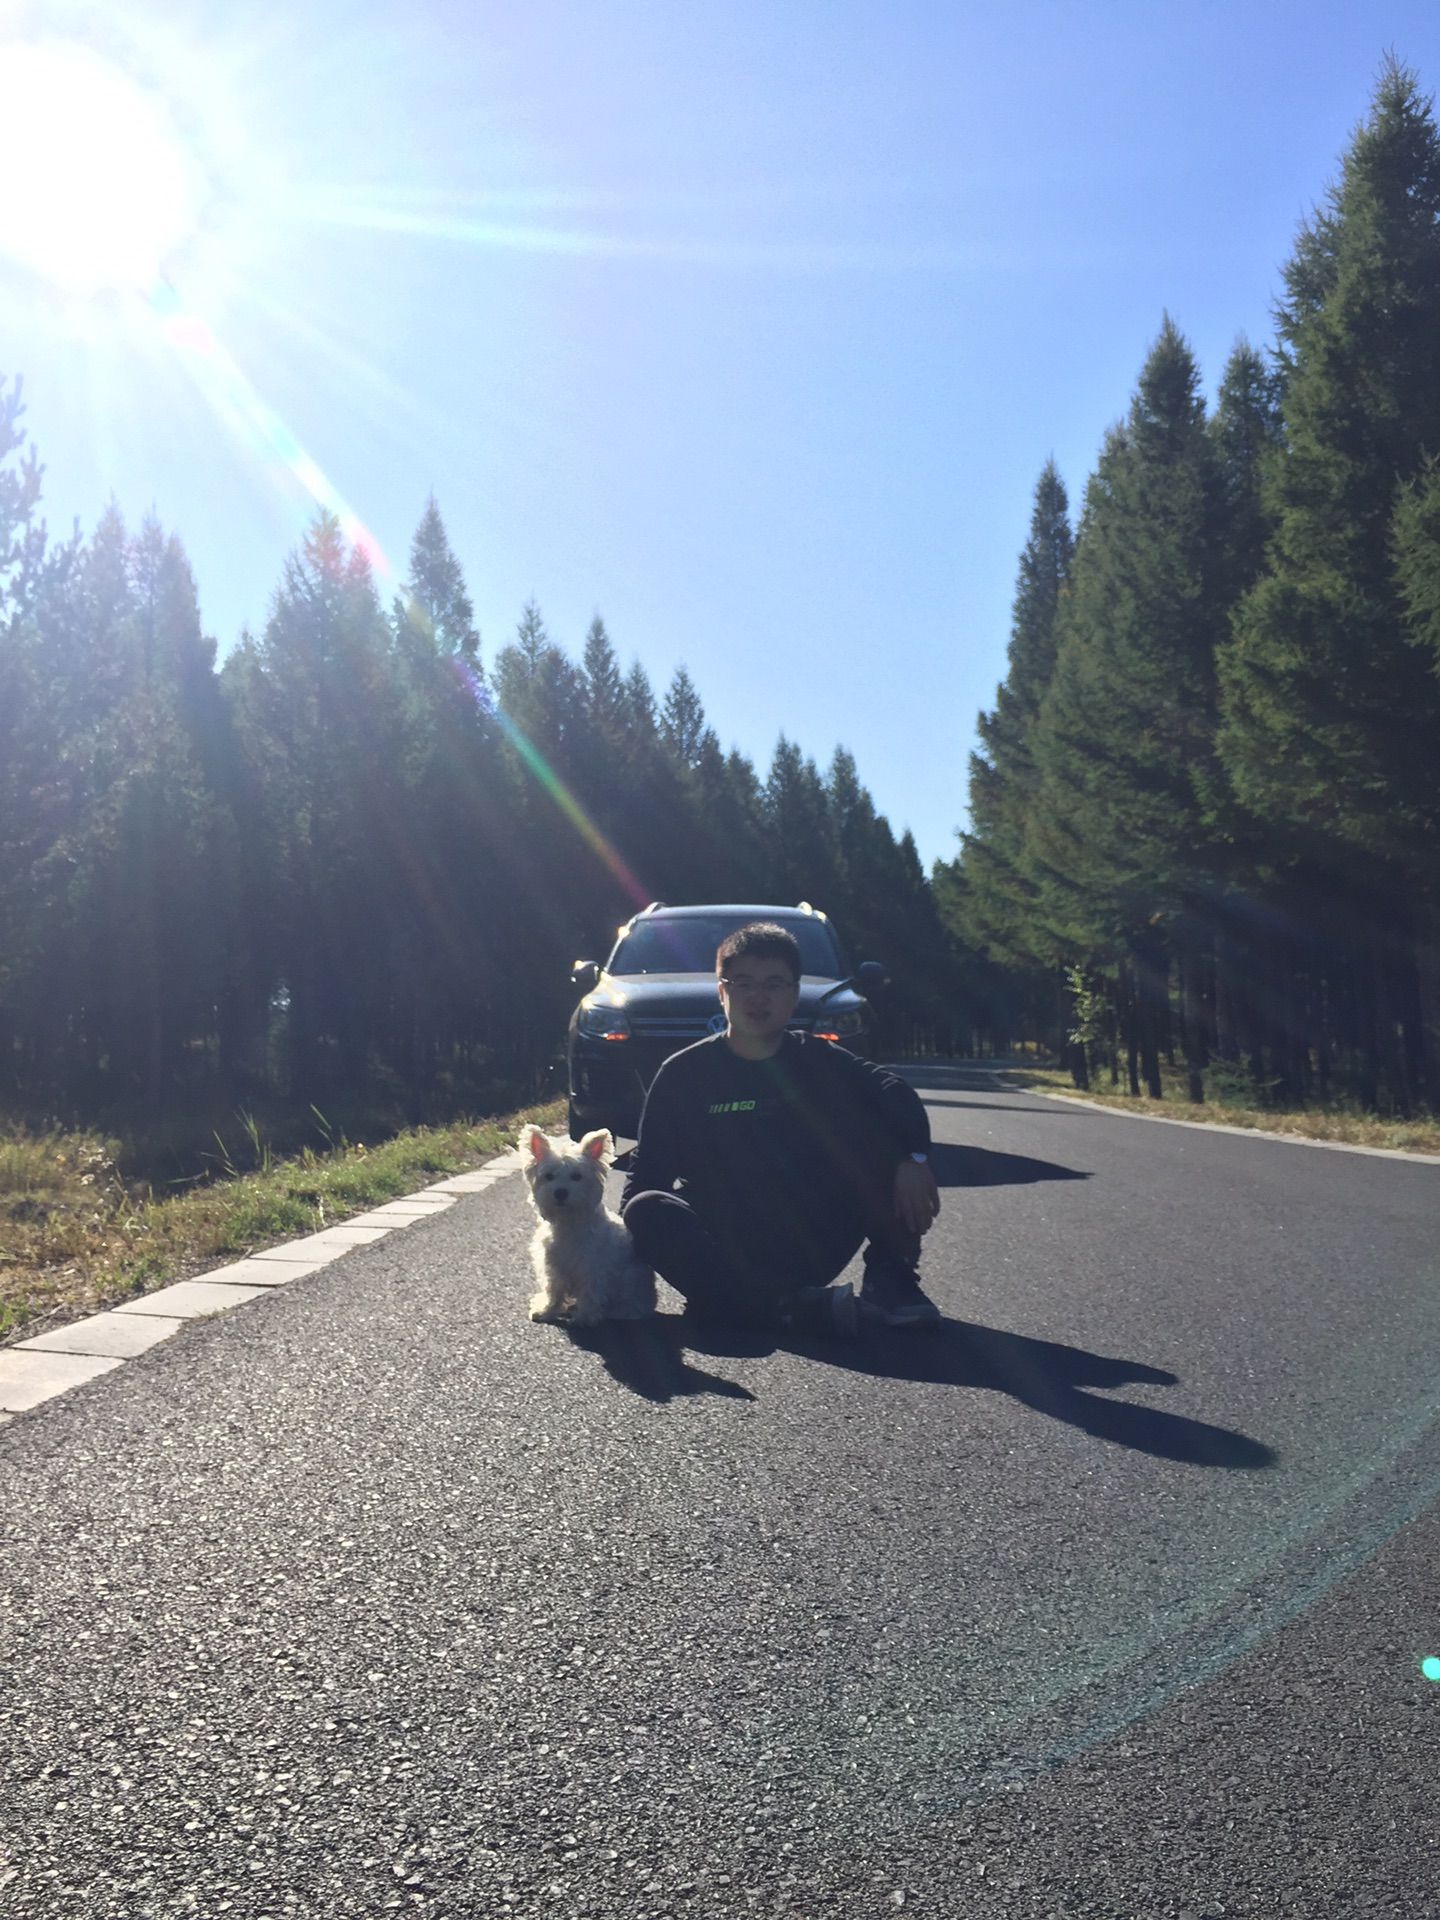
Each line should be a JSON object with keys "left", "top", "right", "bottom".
{"left": 812, "top": 1006, "right": 865, "bottom": 1039}
{"left": 576, "top": 1001, "right": 631, "bottom": 1041}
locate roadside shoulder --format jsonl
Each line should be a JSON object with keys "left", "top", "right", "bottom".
{"left": 994, "top": 1079, "right": 1440, "bottom": 1165}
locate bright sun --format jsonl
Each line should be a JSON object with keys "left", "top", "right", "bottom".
{"left": 0, "top": 40, "right": 199, "bottom": 294}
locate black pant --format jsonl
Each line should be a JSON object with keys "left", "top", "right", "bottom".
{"left": 623, "top": 1172, "right": 922, "bottom": 1328}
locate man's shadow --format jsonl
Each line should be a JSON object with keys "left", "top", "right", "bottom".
{"left": 572, "top": 1313, "right": 1274, "bottom": 1468}
{"left": 778, "top": 1319, "right": 1276, "bottom": 1468}
{"left": 918, "top": 1097, "right": 1085, "bottom": 1116}
{"left": 927, "top": 1141, "right": 1090, "bottom": 1187}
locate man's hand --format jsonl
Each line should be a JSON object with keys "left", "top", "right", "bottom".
{"left": 893, "top": 1158, "right": 940, "bottom": 1236}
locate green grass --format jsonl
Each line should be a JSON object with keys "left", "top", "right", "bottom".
{"left": 0, "top": 1099, "right": 565, "bottom": 1344}
{"left": 1005, "top": 1065, "right": 1440, "bottom": 1155}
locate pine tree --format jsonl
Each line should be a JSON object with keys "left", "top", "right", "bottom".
{"left": 621, "top": 658, "right": 658, "bottom": 736}
{"left": 496, "top": 599, "right": 554, "bottom": 705}
{"left": 85, "top": 521, "right": 231, "bottom": 1104}
{"left": 0, "top": 375, "right": 44, "bottom": 618}
{"left": 1209, "top": 340, "right": 1283, "bottom": 617}
{"left": 394, "top": 495, "right": 480, "bottom": 662}
{"left": 227, "top": 511, "right": 403, "bottom": 1094}
{"left": 1027, "top": 321, "right": 1226, "bottom": 1095}
{"left": 689, "top": 728, "right": 769, "bottom": 899}
{"left": 765, "top": 736, "right": 839, "bottom": 909}
{"left": 581, "top": 615, "right": 625, "bottom": 743}
{"left": 1218, "top": 61, "right": 1440, "bottom": 1110}
{"left": 1220, "top": 60, "right": 1440, "bottom": 881}
{"left": 1394, "top": 458, "right": 1440, "bottom": 674}
{"left": 494, "top": 601, "right": 587, "bottom": 773}
{"left": 660, "top": 665, "right": 707, "bottom": 768}
{"left": 0, "top": 376, "right": 56, "bottom": 1090}
{"left": 957, "top": 461, "right": 1073, "bottom": 973}
{"left": 380, "top": 500, "right": 510, "bottom": 1093}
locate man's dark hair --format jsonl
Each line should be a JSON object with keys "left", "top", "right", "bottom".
{"left": 716, "top": 922, "right": 801, "bottom": 981}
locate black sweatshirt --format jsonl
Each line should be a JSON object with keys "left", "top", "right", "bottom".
{"left": 621, "top": 1033, "right": 930, "bottom": 1265}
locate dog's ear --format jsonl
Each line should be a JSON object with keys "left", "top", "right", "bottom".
{"left": 578, "top": 1128, "right": 613, "bottom": 1165}
{"left": 525, "top": 1126, "right": 552, "bottom": 1162}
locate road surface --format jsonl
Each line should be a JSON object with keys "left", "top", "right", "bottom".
{"left": 2, "top": 1069, "right": 1438, "bottom": 1917}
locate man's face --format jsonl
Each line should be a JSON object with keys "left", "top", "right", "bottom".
{"left": 717, "top": 953, "right": 800, "bottom": 1046}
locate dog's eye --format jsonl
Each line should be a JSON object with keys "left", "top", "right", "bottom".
{"left": 569, "top": 1170, "right": 582, "bottom": 1181}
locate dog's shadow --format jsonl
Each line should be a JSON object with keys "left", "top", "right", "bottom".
{"left": 571, "top": 1313, "right": 1275, "bottom": 1467}
{"left": 563, "top": 1317, "right": 759, "bottom": 1404}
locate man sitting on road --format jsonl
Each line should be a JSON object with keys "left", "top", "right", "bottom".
{"left": 621, "top": 922, "right": 942, "bottom": 1337}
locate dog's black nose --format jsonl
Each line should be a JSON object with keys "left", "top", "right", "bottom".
{"left": 553, "top": 1187, "right": 568, "bottom": 1203}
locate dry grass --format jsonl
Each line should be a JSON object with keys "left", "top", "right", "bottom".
{"left": 1006, "top": 1067, "right": 1440, "bottom": 1156}
{"left": 0, "top": 1098, "right": 566, "bottom": 1346}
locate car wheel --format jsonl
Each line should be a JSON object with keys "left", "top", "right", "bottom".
{"left": 567, "top": 1098, "right": 590, "bottom": 1142}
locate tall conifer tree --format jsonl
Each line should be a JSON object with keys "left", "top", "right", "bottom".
{"left": 1220, "top": 60, "right": 1440, "bottom": 881}
{"left": 956, "top": 460, "right": 1074, "bottom": 971}
{"left": 1219, "top": 60, "right": 1440, "bottom": 1108}
{"left": 1027, "top": 322, "right": 1224, "bottom": 1094}
{"left": 394, "top": 495, "right": 480, "bottom": 664}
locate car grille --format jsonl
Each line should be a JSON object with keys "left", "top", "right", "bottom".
{"left": 628, "top": 1030, "right": 709, "bottom": 1087}
{"left": 573, "top": 1032, "right": 708, "bottom": 1106}
{"left": 629, "top": 1015, "right": 717, "bottom": 1044}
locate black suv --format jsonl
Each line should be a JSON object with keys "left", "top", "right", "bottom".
{"left": 565, "top": 901, "right": 883, "bottom": 1141}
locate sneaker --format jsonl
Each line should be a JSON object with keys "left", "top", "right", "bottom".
{"left": 859, "top": 1267, "right": 941, "bottom": 1328}
{"left": 782, "top": 1280, "right": 859, "bottom": 1339}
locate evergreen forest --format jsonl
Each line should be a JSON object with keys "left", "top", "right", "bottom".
{"left": 939, "top": 60, "right": 1440, "bottom": 1118}
{"left": 3, "top": 59, "right": 1439, "bottom": 1146}
{"left": 0, "top": 413, "right": 960, "bottom": 1134}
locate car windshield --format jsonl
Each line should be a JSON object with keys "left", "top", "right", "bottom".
{"left": 609, "top": 915, "right": 845, "bottom": 977}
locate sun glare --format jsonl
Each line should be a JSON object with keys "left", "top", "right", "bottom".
{"left": 0, "top": 40, "right": 199, "bottom": 294}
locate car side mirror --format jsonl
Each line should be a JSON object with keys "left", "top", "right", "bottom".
{"left": 571, "top": 960, "right": 600, "bottom": 992}
{"left": 814, "top": 959, "right": 890, "bottom": 1009}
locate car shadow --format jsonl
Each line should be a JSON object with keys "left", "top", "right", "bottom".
{"left": 587, "top": 1312, "right": 1274, "bottom": 1467}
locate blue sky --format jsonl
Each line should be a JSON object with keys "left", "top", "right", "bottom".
{"left": 4, "top": 0, "right": 1440, "bottom": 870}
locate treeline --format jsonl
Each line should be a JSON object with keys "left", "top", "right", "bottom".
{"left": 0, "top": 404, "right": 961, "bottom": 1122}
{"left": 939, "top": 60, "right": 1440, "bottom": 1115}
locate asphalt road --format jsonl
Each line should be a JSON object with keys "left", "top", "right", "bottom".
{"left": 3, "top": 1070, "right": 1439, "bottom": 1919}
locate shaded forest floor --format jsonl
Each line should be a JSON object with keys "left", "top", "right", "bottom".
{"left": 1007, "top": 1066, "right": 1440, "bottom": 1156}
{"left": 0, "top": 1095, "right": 566, "bottom": 1347}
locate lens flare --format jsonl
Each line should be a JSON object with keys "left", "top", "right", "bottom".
{"left": 1422, "top": 1655, "right": 1440, "bottom": 1682}
{"left": 0, "top": 40, "right": 199, "bottom": 293}
{"left": 142, "top": 283, "right": 651, "bottom": 914}
{"left": 454, "top": 659, "right": 652, "bottom": 909}
{"left": 147, "top": 277, "right": 393, "bottom": 574}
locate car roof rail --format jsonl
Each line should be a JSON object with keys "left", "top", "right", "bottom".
{"left": 642, "top": 901, "right": 667, "bottom": 914}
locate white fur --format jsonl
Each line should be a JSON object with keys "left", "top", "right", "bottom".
{"left": 523, "top": 1126, "right": 657, "bottom": 1326}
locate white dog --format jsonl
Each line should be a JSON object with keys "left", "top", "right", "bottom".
{"left": 523, "top": 1126, "right": 657, "bottom": 1326}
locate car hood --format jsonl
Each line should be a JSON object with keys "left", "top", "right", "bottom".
{"left": 583, "top": 973, "right": 868, "bottom": 1020}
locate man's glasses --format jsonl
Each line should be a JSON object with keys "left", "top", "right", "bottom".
{"left": 719, "top": 975, "right": 796, "bottom": 996}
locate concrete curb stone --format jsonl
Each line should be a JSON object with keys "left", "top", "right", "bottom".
{"left": 112, "top": 1278, "right": 273, "bottom": 1318}
{"left": 0, "top": 1347, "right": 124, "bottom": 1411}
{"left": 18, "top": 1312, "right": 186, "bottom": 1359}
